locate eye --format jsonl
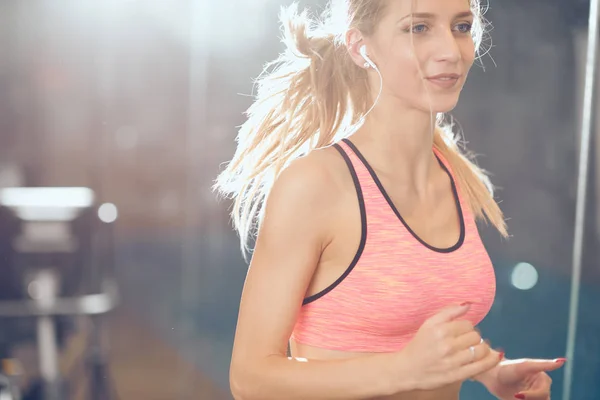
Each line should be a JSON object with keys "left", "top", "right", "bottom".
{"left": 410, "top": 24, "right": 429, "bottom": 34}
{"left": 455, "top": 22, "right": 473, "bottom": 34}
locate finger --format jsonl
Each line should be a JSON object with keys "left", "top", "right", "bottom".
{"left": 447, "top": 319, "right": 476, "bottom": 338}
{"left": 453, "top": 330, "right": 482, "bottom": 353}
{"left": 426, "top": 302, "right": 473, "bottom": 325}
{"left": 452, "top": 349, "right": 500, "bottom": 381}
{"left": 504, "top": 358, "right": 566, "bottom": 374}
{"left": 514, "top": 388, "right": 550, "bottom": 400}
{"left": 452, "top": 342, "right": 491, "bottom": 367}
{"left": 435, "top": 320, "right": 475, "bottom": 342}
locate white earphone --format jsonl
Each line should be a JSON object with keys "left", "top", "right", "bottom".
{"left": 359, "top": 45, "right": 377, "bottom": 70}
{"left": 355, "top": 44, "right": 383, "bottom": 124}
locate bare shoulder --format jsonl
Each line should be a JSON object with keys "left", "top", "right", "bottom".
{"left": 266, "top": 144, "right": 350, "bottom": 217}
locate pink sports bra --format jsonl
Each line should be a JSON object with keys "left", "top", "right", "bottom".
{"left": 290, "top": 138, "right": 496, "bottom": 353}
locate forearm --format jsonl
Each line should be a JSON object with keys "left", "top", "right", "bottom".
{"left": 230, "top": 353, "right": 415, "bottom": 400}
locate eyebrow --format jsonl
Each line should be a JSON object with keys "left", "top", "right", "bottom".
{"left": 397, "top": 11, "right": 473, "bottom": 23}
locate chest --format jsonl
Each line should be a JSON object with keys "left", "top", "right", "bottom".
{"left": 334, "top": 244, "right": 497, "bottom": 338}
{"left": 378, "top": 177, "right": 462, "bottom": 249}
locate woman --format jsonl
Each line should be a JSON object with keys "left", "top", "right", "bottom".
{"left": 215, "top": 0, "right": 565, "bottom": 399}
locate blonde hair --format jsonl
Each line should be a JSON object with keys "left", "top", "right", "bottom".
{"left": 215, "top": 0, "right": 507, "bottom": 256}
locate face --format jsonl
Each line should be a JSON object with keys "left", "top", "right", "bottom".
{"left": 356, "top": 0, "right": 476, "bottom": 114}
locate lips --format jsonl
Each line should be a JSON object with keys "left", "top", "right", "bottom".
{"left": 427, "top": 73, "right": 461, "bottom": 80}
{"left": 426, "top": 73, "right": 461, "bottom": 88}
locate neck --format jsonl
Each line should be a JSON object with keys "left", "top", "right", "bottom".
{"left": 350, "top": 102, "right": 438, "bottom": 192}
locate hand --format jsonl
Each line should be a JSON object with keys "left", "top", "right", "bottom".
{"left": 480, "top": 357, "right": 566, "bottom": 400}
{"left": 395, "top": 302, "right": 502, "bottom": 391}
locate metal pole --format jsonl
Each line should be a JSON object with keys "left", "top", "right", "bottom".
{"left": 34, "top": 270, "right": 62, "bottom": 400}
{"left": 563, "top": 1, "right": 600, "bottom": 399}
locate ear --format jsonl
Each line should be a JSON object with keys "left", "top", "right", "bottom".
{"left": 345, "top": 29, "right": 370, "bottom": 69}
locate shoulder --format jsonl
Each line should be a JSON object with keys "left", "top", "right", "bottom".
{"left": 267, "top": 144, "right": 350, "bottom": 210}
{"left": 261, "top": 144, "right": 352, "bottom": 240}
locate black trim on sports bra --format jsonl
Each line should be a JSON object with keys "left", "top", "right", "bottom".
{"left": 341, "top": 138, "right": 465, "bottom": 253}
{"left": 302, "top": 143, "right": 367, "bottom": 305}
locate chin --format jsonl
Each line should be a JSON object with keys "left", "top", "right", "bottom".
{"left": 427, "top": 97, "right": 461, "bottom": 114}
{"left": 437, "top": 103, "right": 459, "bottom": 113}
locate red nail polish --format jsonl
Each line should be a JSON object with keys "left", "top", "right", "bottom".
{"left": 555, "top": 358, "right": 567, "bottom": 363}
{"left": 498, "top": 352, "right": 505, "bottom": 360}
{"left": 514, "top": 394, "right": 525, "bottom": 399}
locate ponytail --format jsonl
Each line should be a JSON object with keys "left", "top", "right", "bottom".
{"left": 215, "top": 5, "right": 360, "bottom": 255}
{"left": 434, "top": 123, "right": 507, "bottom": 237}
{"left": 215, "top": 3, "right": 506, "bottom": 258}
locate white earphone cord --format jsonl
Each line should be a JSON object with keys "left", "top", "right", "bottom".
{"left": 359, "top": 47, "right": 383, "bottom": 124}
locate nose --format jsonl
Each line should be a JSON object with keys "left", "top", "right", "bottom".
{"left": 433, "top": 29, "right": 461, "bottom": 63}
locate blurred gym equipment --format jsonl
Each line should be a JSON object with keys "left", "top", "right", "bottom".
{"left": 0, "top": 187, "right": 119, "bottom": 400}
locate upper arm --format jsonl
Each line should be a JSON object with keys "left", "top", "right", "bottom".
{"left": 231, "top": 153, "right": 339, "bottom": 367}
